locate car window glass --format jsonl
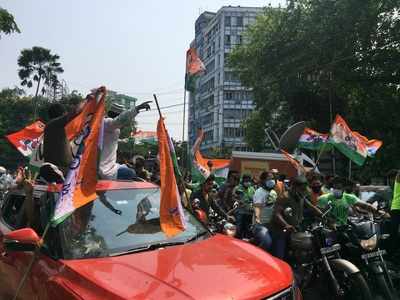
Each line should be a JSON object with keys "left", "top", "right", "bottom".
{"left": 57, "top": 188, "right": 207, "bottom": 259}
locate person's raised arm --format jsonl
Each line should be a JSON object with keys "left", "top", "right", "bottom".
{"left": 109, "top": 101, "right": 151, "bottom": 130}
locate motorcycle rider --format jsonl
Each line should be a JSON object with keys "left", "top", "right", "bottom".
{"left": 232, "top": 174, "right": 255, "bottom": 238}
{"left": 318, "top": 176, "right": 383, "bottom": 228}
{"left": 190, "top": 175, "right": 228, "bottom": 223}
{"left": 270, "top": 175, "right": 323, "bottom": 259}
{"left": 252, "top": 171, "right": 277, "bottom": 252}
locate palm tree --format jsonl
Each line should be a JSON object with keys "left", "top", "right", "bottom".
{"left": 17, "top": 46, "right": 64, "bottom": 118}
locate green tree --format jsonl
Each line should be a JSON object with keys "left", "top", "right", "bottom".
{"left": 18, "top": 47, "right": 64, "bottom": 117}
{"left": 0, "top": 7, "right": 20, "bottom": 39}
{"left": 230, "top": 0, "right": 400, "bottom": 177}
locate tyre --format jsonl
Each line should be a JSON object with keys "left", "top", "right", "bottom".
{"left": 331, "top": 267, "right": 373, "bottom": 300}
{"left": 375, "top": 273, "right": 396, "bottom": 300}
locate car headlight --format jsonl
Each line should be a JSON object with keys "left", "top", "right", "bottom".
{"left": 360, "top": 234, "right": 377, "bottom": 251}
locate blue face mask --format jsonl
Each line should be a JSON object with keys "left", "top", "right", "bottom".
{"left": 332, "top": 189, "right": 343, "bottom": 199}
{"left": 265, "top": 179, "right": 276, "bottom": 189}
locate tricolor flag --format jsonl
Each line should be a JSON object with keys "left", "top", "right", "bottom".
{"left": 298, "top": 128, "right": 332, "bottom": 151}
{"left": 330, "top": 115, "right": 369, "bottom": 166}
{"left": 185, "top": 47, "right": 205, "bottom": 92}
{"left": 352, "top": 131, "right": 383, "bottom": 157}
{"left": 132, "top": 130, "right": 157, "bottom": 145}
{"left": 157, "top": 117, "right": 186, "bottom": 237}
{"left": 5, "top": 120, "right": 45, "bottom": 157}
{"left": 51, "top": 87, "right": 106, "bottom": 225}
{"left": 191, "top": 128, "right": 230, "bottom": 184}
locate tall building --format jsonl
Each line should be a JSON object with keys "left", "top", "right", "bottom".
{"left": 188, "top": 6, "right": 263, "bottom": 153}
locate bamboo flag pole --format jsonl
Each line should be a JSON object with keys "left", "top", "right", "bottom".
{"left": 153, "top": 94, "right": 193, "bottom": 213}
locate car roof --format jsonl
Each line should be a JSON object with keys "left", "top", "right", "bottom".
{"left": 33, "top": 180, "right": 158, "bottom": 193}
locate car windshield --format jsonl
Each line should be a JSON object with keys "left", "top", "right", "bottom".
{"left": 56, "top": 188, "right": 208, "bottom": 259}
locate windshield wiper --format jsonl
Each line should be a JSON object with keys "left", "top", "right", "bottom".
{"left": 109, "top": 241, "right": 185, "bottom": 257}
{"left": 185, "top": 231, "right": 209, "bottom": 243}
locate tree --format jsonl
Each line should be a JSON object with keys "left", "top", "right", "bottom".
{"left": 0, "top": 7, "right": 20, "bottom": 39}
{"left": 230, "top": 0, "right": 400, "bottom": 177}
{"left": 17, "top": 47, "right": 64, "bottom": 117}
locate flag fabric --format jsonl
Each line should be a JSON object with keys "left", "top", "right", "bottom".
{"left": 330, "top": 115, "right": 369, "bottom": 166}
{"left": 5, "top": 120, "right": 45, "bottom": 157}
{"left": 185, "top": 47, "right": 205, "bottom": 92}
{"left": 191, "top": 129, "right": 230, "bottom": 184}
{"left": 281, "top": 149, "right": 306, "bottom": 174}
{"left": 51, "top": 87, "right": 106, "bottom": 225}
{"left": 352, "top": 131, "right": 383, "bottom": 157}
{"left": 298, "top": 127, "right": 332, "bottom": 151}
{"left": 132, "top": 130, "right": 157, "bottom": 145}
{"left": 157, "top": 117, "right": 186, "bottom": 237}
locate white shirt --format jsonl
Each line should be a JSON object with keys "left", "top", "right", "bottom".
{"left": 253, "top": 187, "right": 277, "bottom": 224}
{"left": 99, "top": 108, "right": 137, "bottom": 179}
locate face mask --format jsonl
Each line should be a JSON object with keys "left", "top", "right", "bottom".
{"left": 265, "top": 179, "right": 276, "bottom": 189}
{"left": 243, "top": 182, "right": 251, "bottom": 188}
{"left": 311, "top": 186, "right": 322, "bottom": 193}
{"left": 332, "top": 189, "right": 343, "bottom": 199}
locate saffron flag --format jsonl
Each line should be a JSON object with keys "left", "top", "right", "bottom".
{"left": 51, "top": 87, "right": 106, "bottom": 225}
{"left": 157, "top": 117, "right": 186, "bottom": 237}
{"left": 298, "top": 128, "right": 332, "bottom": 151}
{"left": 281, "top": 149, "right": 306, "bottom": 174}
{"left": 191, "top": 128, "right": 230, "bottom": 184}
{"left": 6, "top": 120, "right": 45, "bottom": 157}
{"left": 185, "top": 47, "right": 205, "bottom": 92}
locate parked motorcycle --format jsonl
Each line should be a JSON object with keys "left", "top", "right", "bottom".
{"left": 284, "top": 206, "right": 373, "bottom": 300}
{"left": 339, "top": 214, "right": 398, "bottom": 300}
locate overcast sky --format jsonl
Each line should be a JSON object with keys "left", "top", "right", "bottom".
{"left": 0, "top": 0, "right": 283, "bottom": 139}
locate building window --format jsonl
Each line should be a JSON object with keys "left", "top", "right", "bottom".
{"left": 224, "top": 34, "right": 231, "bottom": 45}
{"left": 237, "top": 35, "right": 242, "bottom": 45}
{"left": 224, "top": 91, "right": 233, "bottom": 100}
{"left": 236, "top": 16, "right": 243, "bottom": 27}
{"left": 225, "top": 16, "right": 231, "bottom": 26}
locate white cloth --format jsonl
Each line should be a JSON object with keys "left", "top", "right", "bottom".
{"left": 99, "top": 107, "right": 137, "bottom": 179}
{"left": 253, "top": 187, "right": 277, "bottom": 224}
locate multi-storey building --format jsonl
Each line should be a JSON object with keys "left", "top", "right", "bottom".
{"left": 188, "top": 6, "right": 263, "bottom": 153}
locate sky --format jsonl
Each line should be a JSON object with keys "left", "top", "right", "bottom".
{"left": 0, "top": 0, "right": 284, "bottom": 139}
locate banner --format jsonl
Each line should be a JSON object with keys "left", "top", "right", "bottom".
{"left": 5, "top": 120, "right": 45, "bottom": 157}
{"left": 298, "top": 127, "right": 332, "bottom": 151}
{"left": 157, "top": 117, "right": 186, "bottom": 237}
{"left": 51, "top": 87, "right": 106, "bottom": 225}
{"left": 330, "top": 115, "right": 369, "bottom": 166}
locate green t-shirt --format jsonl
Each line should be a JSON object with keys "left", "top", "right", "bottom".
{"left": 391, "top": 181, "right": 400, "bottom": 210}
{"left": 318, "top": 192, "right": 359, "bottom": 225}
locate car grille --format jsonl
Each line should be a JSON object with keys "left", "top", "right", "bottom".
{"left": 263, "top": 286, "right": 294, "bottom": 300}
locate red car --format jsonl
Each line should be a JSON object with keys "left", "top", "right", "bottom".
{"left": 0, "top": 180, "right": 299, "bottom": 300}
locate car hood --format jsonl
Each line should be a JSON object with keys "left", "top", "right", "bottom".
{"left": 59, "top": 234, "right": 292, "bottom": 300}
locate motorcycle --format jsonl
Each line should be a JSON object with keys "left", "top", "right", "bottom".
{"left": 339, "top": 214, "right": 398, "bottom": 300}
{"left": 284, "top": 206, "right": 373, "bottom": 300}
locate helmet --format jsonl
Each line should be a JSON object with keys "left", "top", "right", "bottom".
{"left": 0, "top": 167, "right": 6, "bottom": 174}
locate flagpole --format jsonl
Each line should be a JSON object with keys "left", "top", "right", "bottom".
{"left": 153, "top": 94, "right": 193, "bottom": 213}
{"left": 348, "top": 159, "right": 352, "bottom": 180}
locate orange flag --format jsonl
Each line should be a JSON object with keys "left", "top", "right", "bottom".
{"left": 281, "top": 149, "right": 306, "bottom": 174}
{"left": 157, "top": 117, "right": 186, "bottom": 237}
{"left": 52, "top": 87, "right": 106, "bottom": 225}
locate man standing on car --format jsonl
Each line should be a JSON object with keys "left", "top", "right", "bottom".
{"left": 99, "top": 101, "right": 151, "bottom": 180}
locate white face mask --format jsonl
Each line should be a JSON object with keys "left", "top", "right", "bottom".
{"left": 332, "top": 189, "right": 343, "bottom": 199}
{"left": 243, "top": 181, "right": 251, "bottom": 188}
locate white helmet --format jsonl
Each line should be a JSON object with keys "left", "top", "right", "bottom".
{"left": 0, "top": 167, "right": 6, "bottom": 174}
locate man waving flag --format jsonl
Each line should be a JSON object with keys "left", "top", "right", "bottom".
{"left": 157, "top": 117, "right": 186, "bottom": 237}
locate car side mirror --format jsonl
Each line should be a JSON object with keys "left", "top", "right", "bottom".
{"left": 3, "top": 228, "right": 41, "bottom": 252}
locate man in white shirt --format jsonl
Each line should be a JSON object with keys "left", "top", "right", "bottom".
{"left": 99, "top": 101, "right": 151, "bottom": 180}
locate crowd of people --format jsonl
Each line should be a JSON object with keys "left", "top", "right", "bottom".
{"left": 183, "top": 168, "right": 398, "bottom": 261}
